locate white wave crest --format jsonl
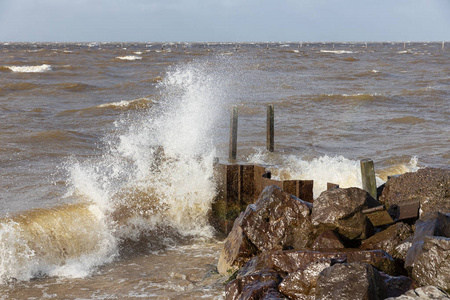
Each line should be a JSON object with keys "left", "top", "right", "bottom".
{"left": 116, "top": 55, "right": 142, "bottom": 61}
{"left": 7, "top": 64, "right": 52, "bottom": 73}
{"left": 320, "top": 50, "right": 354, "bottom": 54}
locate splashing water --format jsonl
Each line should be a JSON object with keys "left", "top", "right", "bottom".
{"left": 0, "top": 56, "right": 241, "bottom": 283}
{"left": 248, "top": 150, "right": 421, "bottom": 198}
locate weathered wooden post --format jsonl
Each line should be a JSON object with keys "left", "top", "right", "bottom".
{"left": 229, "top": 106, "right": 238, "bottom": 161}
{"left": 360, "top": 158, "right": 377, "bottom": 200}
{"left": 266, "top": 104, "right": 274, "bottom": 152}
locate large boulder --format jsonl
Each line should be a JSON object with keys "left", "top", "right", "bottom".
{"left": 405, "top": 212, "right": 450, "bottom": 269}
{"left": 311, "top": 187, "right": 377, "bottom": 240}
{"left": 225, "top": 269, "right": 286, "bottom": 300}
{"left": 278, "top": 258, "right": 335, "bottom": 300}
{"left": 217, "top": 213, "right": 259, "bottom": 275}
{"left": 311, "top": 230, "right": 345, "bottom": 250}
{"left": 379, "top": 168, "right": 450, "bottom": 216}
{"left": 315, "top": 262, "right": 387, "bottom": 300}
{"left": 385, "top": 286, "right": 450, "bottom": 299}
{"left": 238, "top": 249, "right": 402, "bottom": 277}
{"left": 241, "top": 185, "right": 313, "bottom": 252}
{"left": 218, "top": 185, "right": 313, "bottom": 275}
{"left": 411, "top": 236, "right": 450, "bottom": 293}
{"left": 360, "top": 222, "right": 414, "bottom": 259}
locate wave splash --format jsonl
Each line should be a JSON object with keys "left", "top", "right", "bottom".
{"left": 0, "top": 56, "right": 237, "bottom": 284}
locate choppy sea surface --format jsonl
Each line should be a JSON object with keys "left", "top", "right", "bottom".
{"left": 0, "top": 42, "right": 449, "bottom": 299}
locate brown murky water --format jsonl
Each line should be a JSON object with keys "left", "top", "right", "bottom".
{"left": 0, "top": 42, "right": 448, "bottom": 298}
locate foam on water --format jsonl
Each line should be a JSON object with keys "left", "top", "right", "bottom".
{"left": 0, "top": 56, "right": 241, "bottom": 283}
{"left": 116, "top": 55, "right": 142, "bottom": 60}
{"left": 320, "top": 50, "right": 354, "bottom": 54}
{"left": 248, "top": 150, "right": 421, "bottom": 198}
{"left": 6, "top": 64, "right": 52, "bottom": 73}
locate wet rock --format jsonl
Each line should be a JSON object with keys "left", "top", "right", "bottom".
{"left": 311, "top": 230, "right": 345, "bottom": 250}
{"left": 238, "top": 249, "right": 402, "bottom": 277}
{"left": 315, "top": 262, "right": 387, "bottom": 300}
{"left": 360, "top": 222, "right": 414, "bottom": 259}
{"left": 218, "top": 213, "right": 259, "bottom": 275}
{"left": 379, "top": 168, "right": 450, "bottom": 216}
{"left": 411, "top": 236, "right": 450, "bottom": 293}
{"left": 405, "top": 212, "right": 450, "bottom": 269}
{"left": 240, "top": 185, "right": 313, "bottom": 252}
{"left": 278, "top": 258, "right": 334, "bottom": 300}
{"left": 385, "top": 285, "right": 450, "bottom": 299}
{"left": 311, "top": 187, "right": 377, "bottom": 240}
{"left": 225, "top": 269, "right": 284, "bottom": 300}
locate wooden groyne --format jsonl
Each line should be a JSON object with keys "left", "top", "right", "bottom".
{"left": 209, "top": 105, "right": 409, "bottom": 236}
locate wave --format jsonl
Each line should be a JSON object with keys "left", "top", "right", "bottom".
{"left": 5, "top": 64, "right": 52, "bottom": 73}
{"left": 311, "top": 93, "right": 389, "bottom": 103}
{"left": 0, "top": 203, "right": 116, "bottom": 284}
{"left": 0, "top": 55, "right": 241, "bottom": 284}
{"left": 56, "top": 83, "right": 96, "bottom": 92}
{"left": 320, "top": 50, "right": 354, "bottom": 54}
{"left": 2, "top": 82, "right": 39, "bottom": 92}
{"left": 247, "top": 152, "right": 420, "bottom": 198}
{"left": 115, "top": 55, "right": 142, "bottom": 61}
{"left": 388, "top": 116, "right": 426, "bottom": 125}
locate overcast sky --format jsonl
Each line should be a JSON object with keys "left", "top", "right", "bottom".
{"left": 0, "top": 0, "right": 449, "bottom": 42}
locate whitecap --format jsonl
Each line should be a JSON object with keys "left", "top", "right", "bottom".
{"left": 116, "top": 56, "right": 142, "bottom": 61}
{"left": 320, "top": 50, "right": 354, "bottom": 54}
{"left": 7, "top": 64, "right": 52, "bottom": 73}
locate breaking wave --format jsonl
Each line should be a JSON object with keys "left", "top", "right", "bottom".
{"left": 6, "top": 64, "right": 52, "bottom": 73}
{"left": 0, "top": 56, "right": 238, "bottom": 284}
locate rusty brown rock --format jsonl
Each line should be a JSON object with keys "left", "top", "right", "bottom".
{"left": 379, "top": 168, "right": 450, "bottom": 216}
{"left": 315, "top": 262, "right": 387, "bottom": 300}
{"left": 411, "top": 236, "right": 450, "bottom": 293}
{"left": 311, "top": 187, "right": 377, "bottom": 240}
{"left": 217, "top": 214, "right": 259, "bottom": 275}
{"left": 225, "top": 269, "right": 284, "bottom": 300}
{"left": 238, "top": 248, "right": 403, "bottom": 277}
{"left": 278, "top": 258, "right": 335, "bottom": 300}
{"left": 311, "top": 230, "right": 345, "bottom": 250}
{"left": 360, "top": 222, "right": 414, "bottom": 259}
{"left": 241, "top": 185, "right": 313, "bottom": 252}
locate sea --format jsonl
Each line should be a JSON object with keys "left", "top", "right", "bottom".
{"left": 0, "top": 42, "right": 449, "bottom": 299}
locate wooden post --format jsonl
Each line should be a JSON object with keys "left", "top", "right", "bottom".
{"left": 360, "top": 159, "right": 377, "bottom": 200}
{"left": 229, "top": 106, "right": 238, "bottom": 161}
{"left": 266, "top": 104, "right": 274, "bottom": 152}
{"left": 443, "top": 41, "right": 445, "bottom": 51}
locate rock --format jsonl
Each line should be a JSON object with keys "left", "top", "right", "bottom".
{"left": 315, "top": 262, "right": 387, "bottom": 300}
{"left": 405, "top": 212, "right": 450, "bottom": 269}
{"left": 311, "top": 187, "right": 377, "bottom": 240}
{"left": 218, "top": 213, "right": 259, "bottom": 275}
{"left": 380, "top": 273, "right": 413, "bottom": 298}
{"left": 411, "top": 236, "right": 450, "bottom": 293}
{"left": 360, "top": 222, "right": 414, "bottom": 259}
{"left": 393, "top": 237, "right": 413, "bottom": 261}
{"left": 240, "top": 185, "right": 313, "bottom": 252}
{"left": 238, "top": 249, "right": 403, "bottom": 277}
{"left": 278, "top": 258, "right": 334, "bottom": 300}
{"left": 225, "top": 269, "right": 284, "bottom": 300}
{"left": 379, "top": 168, "right": 450, "bottom": 216}
{"left": 385, "top": 286, "right": 450, "bottom": 299}
{"left": 311, "top": 230, "right": 345, "bottom": 250}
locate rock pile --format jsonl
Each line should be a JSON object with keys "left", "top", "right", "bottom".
{"left": 218, "top": 168, "right": 450, "bottom": 300}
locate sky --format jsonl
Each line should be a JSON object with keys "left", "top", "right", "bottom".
{"left": 0, "top": 0, "right": 449, "bottom": 42}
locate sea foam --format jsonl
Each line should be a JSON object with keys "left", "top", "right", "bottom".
{"left": 7, "top": 64, "right": 52, "bottom": 73}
